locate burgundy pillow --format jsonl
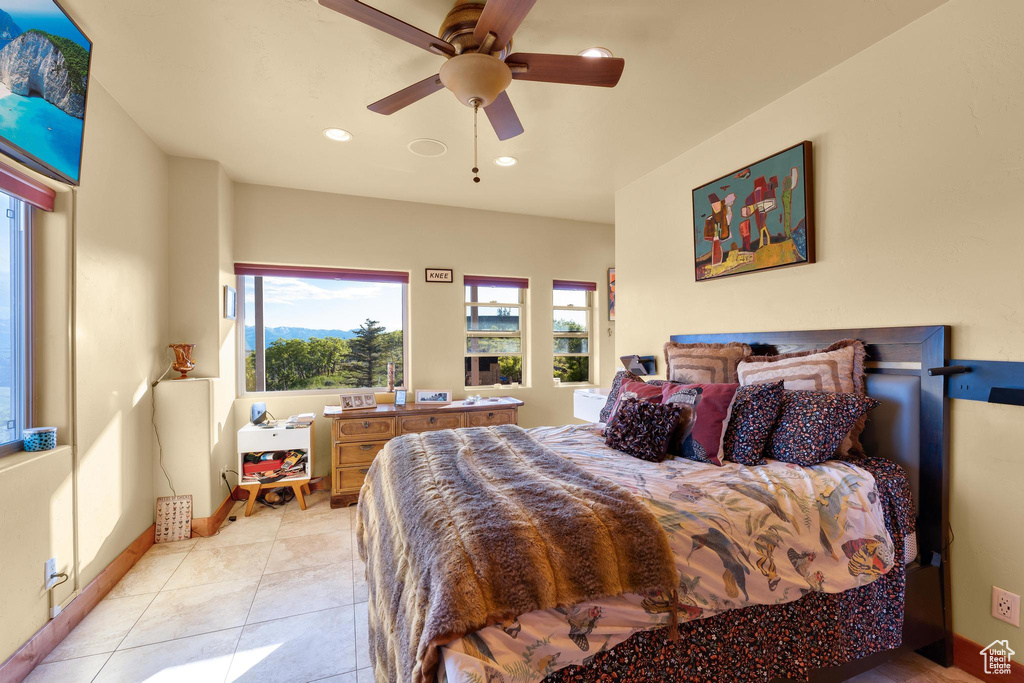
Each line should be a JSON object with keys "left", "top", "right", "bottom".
{"left": 770, "top": 391, "right": 880, "bottom": 466}
{"left": 606, "top": 379, "right": 664, "bottom": 423}
{"left": 665, "top": 383, "right": 739, "bottom": 466}
{"left": 723, "top": 381, "right": 786, "bottom": 465}
{"left": 604, "top": 398, "right": 691, "bottom": 462}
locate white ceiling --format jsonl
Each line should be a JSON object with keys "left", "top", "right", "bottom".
{"left": 64, "top": 0, "right": 944, "bottom": 223}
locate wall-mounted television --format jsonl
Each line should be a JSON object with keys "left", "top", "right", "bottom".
{"left": 0, "top": 0, "right": 91, "bottom": 185}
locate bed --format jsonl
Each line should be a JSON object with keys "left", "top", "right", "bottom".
{"left": 357, "top": 326, "right": 952, "bottom": 683}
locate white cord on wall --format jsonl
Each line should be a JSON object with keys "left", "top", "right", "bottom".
{"left": 152, "top": 359, "right": 177, "bottom": 496}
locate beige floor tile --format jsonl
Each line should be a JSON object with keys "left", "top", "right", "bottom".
{"left": 281, "top": 490, "right": 333, "bottom": 517}
{"left": 357, "top": 667, "right": 374, "bottom": 683}
{"left": 43, "top": 593, "right": 156, "bottom": 662}
{"left": 226, "top": 606, "right": 357, "bottom": 683}
{"left": 846, "top": 669, "right": 897, "bottom": 683}
{"left": 276, "top": 506, "right": 351, "bottom": 540}
{"left": 147, "top": 537, "right": 198, "bottom": 555}
{"left": 248, "top": 562, "right": 354, "bottom": 624}
{"left": 353, "top": 556, "right": 368, "bottom": 603}
{"left": 24, "top": 653, "right": 110, "bottom": 683}
{"left": 194, "top": 513, "right": 282, "bottom": 550}
{"left": 120, "top": 577, "right": 258, "bottom": 649}
{"left": 354, "top": 601, "right": 370, "bottom": 670}
{"left": 315, "top": 673, "right": 358, "bottom": 683}
{"left": 94, "top": 627, "right": 241, "bottom": 682}
{"left": 232, "top": 498, "right": 286, "bottom": 518}
{"left": 876, "top": 652, "right": 979, "bottom": 683}
{"left": 163, "top": 540, "right": 273, "bottom": 590}
{"left": 105, "top": 551, "right": 188, "bottom": 599}
{"left": 264, "top": 531, "right": 351, "bottom": 575}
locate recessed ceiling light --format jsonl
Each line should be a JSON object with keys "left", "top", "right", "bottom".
{"left": 578, "top": 47, "right": 613, "bottom": 58}
{"left": 494, "top": 156, "right": 518, "bottom": 167}
{"left": 323, "top": 128, "right": 353, "bottom": 142}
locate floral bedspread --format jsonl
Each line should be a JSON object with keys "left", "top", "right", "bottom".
{"left": 438, "top": 424, "right": 895, "bottom": 683}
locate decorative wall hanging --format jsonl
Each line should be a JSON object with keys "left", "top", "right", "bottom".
{"left": 608, "top": 268, "right": 616, "bottom": 321}
{"left": 425, "top": 268, "right": 453, "bottom": 283}
{"left": 224, "top": 285, "right": 237, "bottom": 319}
{"left": 692, "top": 141, "right": 814, "bottom": 281}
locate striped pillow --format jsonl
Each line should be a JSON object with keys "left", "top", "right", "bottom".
{"left": 662, "top": 341, "right": 752, "bottom": 384}
{"left": 736, "top": 339, "right": 867, "bottom": 456}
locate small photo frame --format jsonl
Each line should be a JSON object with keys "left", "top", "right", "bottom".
{"left": 340, "top": 392, "right": 377, "bottom": 411}
{"left": 415, "top": 390, "right": 452, "bottom": 405}
{"left": 394, "top": 389, "right": 407, "bottom": 407}
{"left": 224, "top": 285, "right": 237, "bottom": 320}
{"left": 425, "top": 268, "right": 453, "bottom": 283}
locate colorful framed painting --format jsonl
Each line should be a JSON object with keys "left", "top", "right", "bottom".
{"left": 692, "top": 141, "right": 814, "bottom": 282}
{"left": 608, "top": 268, "right": 616, "bottom": 321}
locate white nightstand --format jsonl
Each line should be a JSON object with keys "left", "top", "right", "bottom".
{"left": 573, "top": 388, "right": 610, "bottom": 423}
{"left": 237, "top": 420, "right": 315, "bottom": 516}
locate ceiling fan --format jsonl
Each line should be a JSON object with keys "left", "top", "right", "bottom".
{"left": 318, "top": 0, "right": 625, "bottom": 179}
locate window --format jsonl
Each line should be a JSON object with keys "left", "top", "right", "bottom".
{"left": 553, "top": 280, "right": 595, "bottom": 384}
{"left": 237, "top": 265, "right": 407, "bottom": 393}
{"left": 0, "top": 191, "right": 29, "bottom": 454}
{"left": 465, "top": 276, "right": 527, "bottom": 387}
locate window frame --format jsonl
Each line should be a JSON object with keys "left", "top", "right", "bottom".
{"left": 0, "top": 196, "right": 31, "bottom": 457}
{"left": 237, "top": 273, "right": 409, "bottom": 397}
{"left": 552, "top": 289, "right": 593, "bottom": 385}
{"left": 464, "top": 283, "right": 526, "bottom": 388}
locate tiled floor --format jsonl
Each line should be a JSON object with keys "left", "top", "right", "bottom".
{"left": 26, "top": 489, "right": 980, "bottom": 682}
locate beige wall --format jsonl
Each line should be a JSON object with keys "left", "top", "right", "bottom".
{"left": 0, "top": 81, "right": 170, "bottom": 662}
{"left": 615, "top": 0, "right": 1023, "bottom": 648}
{"left": 231, "top": 183, "right": 616, "bottom": 478}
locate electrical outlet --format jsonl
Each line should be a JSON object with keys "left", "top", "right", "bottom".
{"left": 992, "top": 586, "right": 1021, "bottom": 627}
{"left": 44, "top": 558, "right": 57, "bottom": 590}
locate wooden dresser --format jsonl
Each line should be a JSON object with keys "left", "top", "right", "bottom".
{"left": 323, "top": 397, "right": 524, "bottom": 508}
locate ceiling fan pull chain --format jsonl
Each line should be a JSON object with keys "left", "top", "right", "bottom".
{"left": 472, "top": 98, "right": 481, "bottom": 183}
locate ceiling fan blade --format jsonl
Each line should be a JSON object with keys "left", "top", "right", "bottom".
{"left": 506, "top": 52, "right": 625, "bottom": 87}
{"left": 319, "top": 0, "right": 455, "bottom": 56}
{"left": 368, "top": 74, "right": 444, "bottom": 115}
{"left": 473, "top": 0, "right": 537, "bottom": 53}
{"left": 484, "top": 91, "right": 524, "bottom": 141}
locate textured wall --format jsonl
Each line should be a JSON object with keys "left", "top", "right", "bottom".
{"left": 615, "top": 0, "right": 1023, "bottom": 648}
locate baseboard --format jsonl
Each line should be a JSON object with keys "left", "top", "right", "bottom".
{"left": 190, "top": 491, "right": 235, "bottom": 538}
{"left": 0, "top": 523, "right": 155, "bottom": 683}
{"left": 954, "top": 633, "right": 1024, "bottom": 682}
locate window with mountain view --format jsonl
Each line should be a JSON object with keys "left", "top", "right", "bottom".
{"left": 465, "top": 277, "right": 527, "bottom": 387}
{"left": 0, "top": 191, "right": 29, "bottom": 454}
{"left": 239, "top": 269, "right": 406, "bottom": 393}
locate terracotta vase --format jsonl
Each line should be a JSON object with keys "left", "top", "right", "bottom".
{"left": 169, "top": 343, "right": 196, "bottom": 379}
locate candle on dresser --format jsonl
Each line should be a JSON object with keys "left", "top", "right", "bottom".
{"left": 387, "top": 362, "right": 396, "bottom": 392}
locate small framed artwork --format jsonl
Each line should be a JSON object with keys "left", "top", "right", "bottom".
{"left": 608, "top": 268, "right": 615, "bottom": 321}
{"left": 693, "top": 141, "right": 814, "bottom": 282}
{"left": 224, "top": 285, "right": 237, "bottom": 320}
{"left": 425, "top": 268, "right": 453, "bottom": 283}
{"left": 415, "top": 390, "right": 452, "bottom": 405}
{"left": 394, "top": 389, "right": 407, "bottom": 407}
{"left": 340, "top": 392, "right": 377, "bottom": 411}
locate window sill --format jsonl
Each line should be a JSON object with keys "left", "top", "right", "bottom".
{"left": 553, "top": 382, "right": 603, "bottom": 389}
{"left": 240, "top": 387, "right": 391, "bottom": 399}
{"left": 0, "top": 444, "right": 73, "bottom": 474}
{"left": 464, "top": 384, "right": 531, "bottom": 392}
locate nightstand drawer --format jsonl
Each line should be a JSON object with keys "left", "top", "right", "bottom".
{"left": 334, "top": 466, "right": 370, "bottom": 493}
{"left": 399, "top": 412, "right": 464, "bottom": 434}
{"left": 465, "top": 409, "right": 516, "bottom": 428}
{"left": 335, "top": 441, "right": 385, "bottom": 467}
{"left": 333, "top": 416, "right": 395, "bottom": 442}
{"left": 237, "top": 426, "right": 311, "bottom": 453}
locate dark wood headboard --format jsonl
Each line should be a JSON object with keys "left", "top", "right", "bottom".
{"left": 669, "top": 325, "right": 952, "bottom": 669}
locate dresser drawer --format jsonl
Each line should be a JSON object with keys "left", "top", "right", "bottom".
{"left": 334, "top": 466, "right": 370, "bottom": 493}
{"left": 465, "top": 409, "right": 516, "bottom": 428}
{"left": 333, "top": 416, "right": 395, "bottom": 442}
{"left": 399, "top": 412, "right": 464, "bottom": 434}
{"left": 334, "top": 441, "right": 385, "bottom": 467}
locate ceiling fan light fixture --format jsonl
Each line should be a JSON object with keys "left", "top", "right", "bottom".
{"left": 494, "top": 156, "right": 518, "bottom": 167}
{"left": 323, "top": 127, "right": 353, "bottom": 142}
{"left": 439, "top": 53, "right": 512, "bottom": 108}
{"left": 578, "top": 47, "right": 613, "bottom": 58}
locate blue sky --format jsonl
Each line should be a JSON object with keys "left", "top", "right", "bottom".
{"left": 244, "top": 276, "right": 403, "bottom": 331}
{"left": 1, "top": 1, "right": 91, "bottom": 49}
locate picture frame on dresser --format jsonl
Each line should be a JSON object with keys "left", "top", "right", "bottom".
{"left": 415, "top": 390, "right": 452, "bottom": 404}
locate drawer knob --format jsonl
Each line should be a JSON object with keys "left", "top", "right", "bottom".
{"left": 488, "top": 412, "right": 494, "bottom": 418}
{"left": 429, "top": 417, "right": 436, "bottom": 424}
{"left": 363, "top": 421, "right": 370, "bottom": 428}
{"left": 359, "top": 444, "right": 373, "bottom": 451}
{"left": 359, "top": 468, "right": 369, "bottom": 475}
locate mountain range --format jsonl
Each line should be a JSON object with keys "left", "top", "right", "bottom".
{"left": 245, "top": 326, "right": 357, "bottom": 349}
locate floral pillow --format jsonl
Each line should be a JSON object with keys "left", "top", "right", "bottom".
{"left": 769, "top": 391, "right": 880, "bottom": 466}
{"left": 723, "top": 381, "right": 785, "bottom": 465}
{"left": 604, "top": 398, "right": 692, "bottom": 462}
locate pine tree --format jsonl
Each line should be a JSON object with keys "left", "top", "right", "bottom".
{"left": 344, "top": 319, "right": 386, "bottom": 387}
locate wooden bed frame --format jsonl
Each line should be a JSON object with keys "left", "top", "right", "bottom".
{"left": 668, "top": 325, "right": 952, "bottom": 680}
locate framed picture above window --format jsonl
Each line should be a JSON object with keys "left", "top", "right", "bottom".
{"left": 464, "top": 275, "right": 528, "bottom": 387}
{"left": 236, "top": 264, "right": 408, "bottom": 394}
{"left": 553, "top": 280, "right": 596, "bottom": 384}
